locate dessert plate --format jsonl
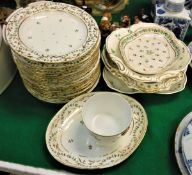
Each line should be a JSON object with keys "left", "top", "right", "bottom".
{"left": 182, "top": 120, "right": 192, "bottom": 174}
{"left": 175, "top": 112, "right": 192, "bottom": 175}
{"left": 119, "top": 28, "right": 179, "bottom": 75}
{"left": 5, "top": 1, "right": 99, "bottom": 63}
{"left": 46, "top": 92, "right": 148, "bottom": 169}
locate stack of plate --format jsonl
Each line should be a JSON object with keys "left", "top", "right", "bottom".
{"left": 102, "top": 23, "right": 191, "bottom": 94}
{"left": 4, "top": 1, "right": 101, "bottom": 103}
{"left": 175, "top": 112, "right": 192, "bottom": 175}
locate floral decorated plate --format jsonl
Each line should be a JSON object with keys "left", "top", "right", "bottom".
{"left": 119, "top": 27, "right": 180, "bottom": 75}
{"left": 5, "top": 1, "right": 99, "bottom": 63}
{"left": 46, "top": 92, "right": 148, "bottom": 169}
{"left": 175, "top": 112, "right": 192, "bottom": 175}
{"left": 182, "top": 120, "right": 192, "bottom": 174}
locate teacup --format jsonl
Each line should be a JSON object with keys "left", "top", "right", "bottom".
{"left": 82, "top": 92, "right": 132, "bottom": 145}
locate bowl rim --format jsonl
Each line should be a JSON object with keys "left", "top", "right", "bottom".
{"left": 82, "top": 92, "right": 133, "bottom": 137}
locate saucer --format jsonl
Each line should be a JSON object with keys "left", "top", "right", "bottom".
{"left": 182, "top": 120, "right": 192, "bottom": 174}
{"left": 103, "top": 68, "right": 187, "bottom": 95}
{"left": 175, "top": 112, "right": 192, "bottom": 175}
{"left": 46, "top": 92, "right": 148, "bottom": 169}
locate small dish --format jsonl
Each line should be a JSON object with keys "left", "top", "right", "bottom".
{"left": 119, "top": 27, "right": 179, "bottom": 75}
{"left": 46, "top": 92, "right": 148, "bottom": 169}
{"left": 175, "top": 112, "right": 192, "bottom": 175}
{"left": 182, "top": 120, "right": 192, "bottom": 174}
{"left": 82, "top": 93, "right": 132, "bottom": 144}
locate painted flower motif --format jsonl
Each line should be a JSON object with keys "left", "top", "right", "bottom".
{"left": 157, "top": 9, "right": 166, "bottom": 14}
{"left": 88, "top": 145, "right": 93, "bottom": 150}
{"left": 183, "top": 127, "right": 190, "bottom": 136}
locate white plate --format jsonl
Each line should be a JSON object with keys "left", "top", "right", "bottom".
{"left": 182, "top": 120, "right": 192, "bottom": 174}
{"left": 5, "top": 1, "right": 99, "bottom": 63}
{"left": 46, "top": 92, "right": 148, "bottom": 169}
{"left": 175, "top": 112, "right": 192, "bottom": 175}
{"left": 119, "top": 28, "right": 178, "bottom": 75}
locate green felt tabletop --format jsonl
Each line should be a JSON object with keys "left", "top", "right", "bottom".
{"left": 0, "top": 0, "right": 192, "bottom": 174}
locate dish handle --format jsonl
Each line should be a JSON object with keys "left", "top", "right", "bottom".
{"left": 109, "top": 54, "right": 128, "bottom": 74}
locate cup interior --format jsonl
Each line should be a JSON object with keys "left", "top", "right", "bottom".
{"left": 82, "top": 93, "right": 132, "bottom": 137}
